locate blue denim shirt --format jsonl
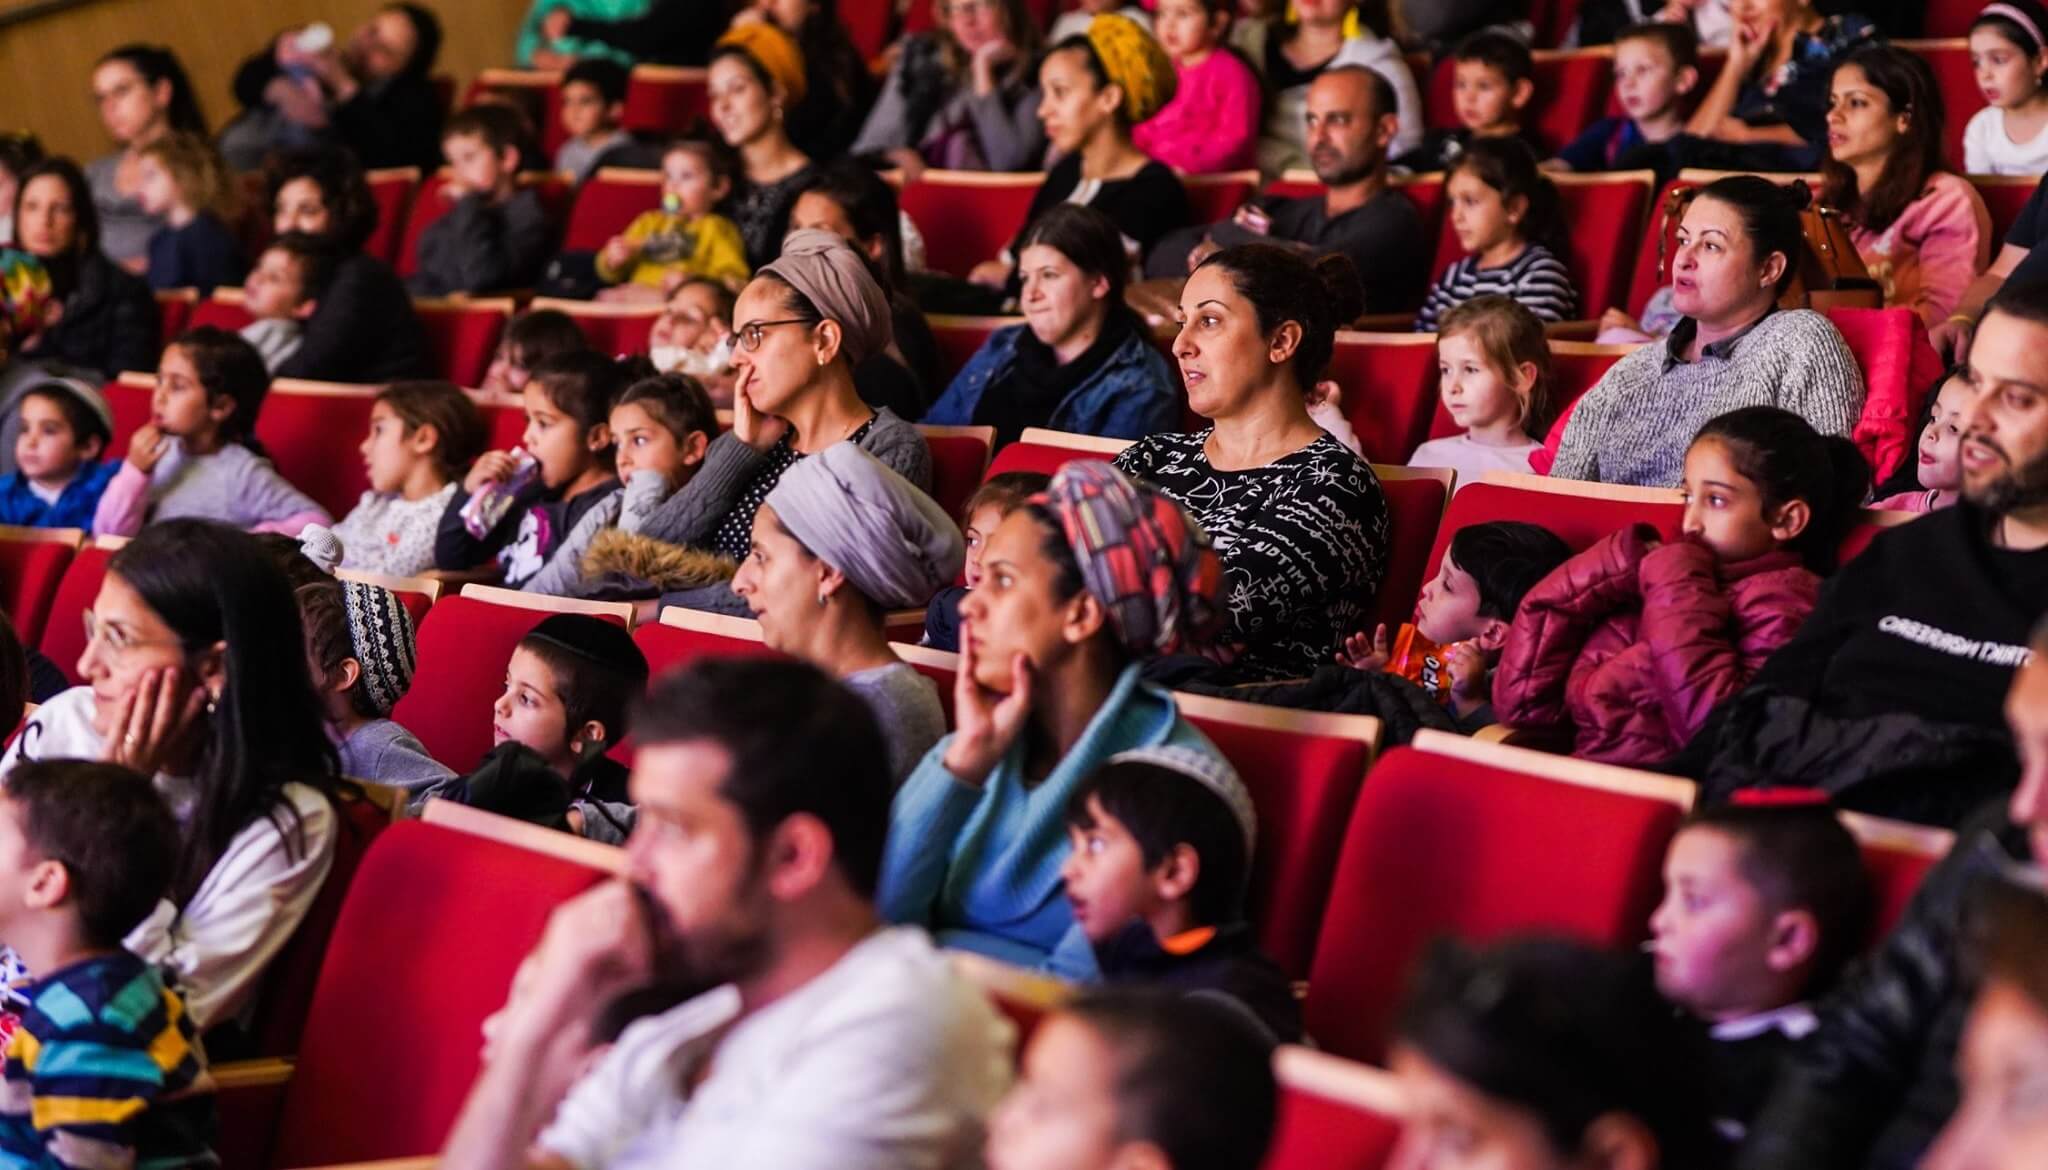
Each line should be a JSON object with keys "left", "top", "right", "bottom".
{"left": 923, "top": 323, "right": 1181, "bottom": 440}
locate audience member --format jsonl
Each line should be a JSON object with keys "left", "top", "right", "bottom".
{"left": 85, "top": 45, "right": 205, "bottom": 272}
{"left": 0, "top": 376, "right": 116, "bottom": 530}
{"left": 265, "top": 149, "right": 434, "bottom": 383}
{"left": 1734, "top": 622, "right": 2048, "bottom": 1167}
{"left": 1049, "top": 0, "right": 1153, "bottom": 43}
{"left": 9, "top": 158, "right": 159, "bottom": 381}
{"left": 742, "top": 0, "right": 880, "bottom": 161}
{"left": 1131, "top": 0, "right": 1261, "bottom": 174}
{"left": 1922, "top": 877, "right": 2048, "bottom": 1170}
{"left": 730, "top": 442, "right": 960, "bottom": 781}
{"left": 1824, "top": 45, "right": 1992, "bottom": 330}
{"left": 1116, "top": 245, "right": 1389, "bottom": 683}
{"left": 539, "top": 0, "right": 727, "bottom": 66}
{"left": 0, "top": 132, "right": 46, "bottom": 247}
{"left": 1682, "top": 282, "right": 2048, "bottom": 827}
{"left": 929, "top": 205, "right": 1180, "bottom": 444}
{"left": 924, "top": 470, "right": 1051, "bottom": 651}
{"left": 1554, "top": 21, "right": 1701, "bottom": 172}
{"left": 0, "top": 251, "right": 65, "bottom": 472}
{"left": 93, "top": 328, "right": 330, "bottom": 538}
{"left": 1395, "top": 30, "right": 1548, "bottom": 174}
{"left": 408, "top": 106, "right": 553, "bottom": 297}
{"left": 1873, "top": 366, "right": 1970, "bottom": 512}
{"left": 1549, "top": 176, "right": 1865, "bottom": 487}
{"left": 851, "top": 0, "right": 1046, "bottom": 175}
{"left": 879, "top": 461, "right": 1232, "bottom": 978}
{"left": 0, "top": 520, "right": 340, "bottom": 1031}
{"left": 645, "top": 277, "right": 736, "bottom": 388}
{"left": 1672, "top": 0, "right": 1877, "bottom": 172}
{"left": 1414, "top": 137, "right": 1579, "bottom": 332}
{"left": 708, "top": 27, "right": 819, "bottom": 267}
{"left": 554, "top": 59, "right": 634, "bottom": 182}
{"left": 1061, "top": 748, "right": 1299, "bottom": 1043}
{"left": 134, "top": 131, "right": 245, "bottom": 293}
{"left": 332, "top": 380, "right": 487, "bottom": 578}
{"left": 1149, "top": 67, "right": 1428, "bottom": 316}
{"left": 986, "top": 990, "right": 1278, "bottom": 1170}
{"left": 439, "top": 658, "right": 1011, "bottom": 1170}
{"left": 1391, "top": 935, "right": 1717, "bottom": 1169}
{"left": 1410, "top": 295, "right": 1553, "bottom": 483}
{"left": 596, "top": 139, "right": 750, "bottom": 300}
{"left": 1964, "top": 0, "right": 2048, "bottom": 175}
{"left": 519, "top": 0, "right": 641, "bottom": 68}
{"left": 0, "top": 760, "right": 215, "bottom": 1170}
{"left": 1232, "top": 0, "right": 1423, "bottom": 172}
{"left": 238, "top": 233, "right": 339, "bottom": 373}
{"left": 233, "top": 6, "right": 448, "bottom": 171}
{"left": 481, "top": 308, "right": 591, "bottom": 398}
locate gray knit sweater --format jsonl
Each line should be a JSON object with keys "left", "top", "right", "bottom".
{"left": 1549, "top": 309, "right": 1865, "bottom": 488}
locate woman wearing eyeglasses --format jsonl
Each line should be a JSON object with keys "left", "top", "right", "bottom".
{"left": 635, "top": 231, "right": 933, "bottom": 616}
{"left": 0, "top": 519, "right": 340, "bottom": 1035}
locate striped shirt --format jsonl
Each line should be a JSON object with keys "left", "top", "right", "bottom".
{"left": 1414, "top": 244, "right": 1578, "bottom": 333}
{"left": 0, "top": 953, "right": 216, "bottom": 1170}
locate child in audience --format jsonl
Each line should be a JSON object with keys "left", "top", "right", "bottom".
{"left": 135, "top": 131, "right": 245, "bottom": 293}
{"left": 238, "top": 233, "right": 337, "bottom": 374}
{"left": 0, "top": 761, "right": 215, "bottom": 1170}
{"left": 435, "top": 352, "right": 630, "bottom": 590}
{"left": 1393, "top": 30, "right": 1546, "bottom": 173}
{"left": 922, "top": 470, "right": 1051, "bottom": 651}
{"left": 1409, "top": 295, "right": 1551, "bottom": 485}
{"left": 1337, "top": 520, "right": 1570, "bottom": 729}
{"left": 1130, "top": 0, "right": 1260, "bottom": 174}
{"left": 93, "top": 328, "right": 330, "bottom": 538}
{"left": 481, "top": 309, "right": 591, "bottom": 398}
{"left": 1554, "top": 22, "right": 1701, "bottom": 172}
{"left": 408, "top": 106, "right": 553, "bottom": 297}
{"left": 521, "top": 372, "right": 717, "bottom": 596}
{"left": 1060, "top": 747, "right": 1299, "bottom": 1043}
{"left": 1390, "top": 936, "right": 1714, "bottom": 1168}
{"left": 595, "top": 139, "right": 750, "bottom": 301}
{"left": 332, "top": 380, "right": 489, "bottom": 578}
{"left": 554, "top": 58, "right": 633, "bottom": 183}
{"left": 1496, "top": 406, "right": 1871, "bottom": 764}
{"left": 1650, "top": 798, "right": 1872, "bottom": 1144}
{"left": 1964, "top": 0, "right": 2048, "bottom": 175}
{"left": 1414, "top": 138, "right": 1579, "bottom": 332}
{"left": 0, "top": 378, "right": 117, "bottom": 529}
{"left": 1871, "top": 367, "right": 1968, "bottom": 513}
{"left": 648, "top": 276, "right": 736, "bottom": 389}
{"left": 986, "top": 989, "right": 1277, "bottom": 1170}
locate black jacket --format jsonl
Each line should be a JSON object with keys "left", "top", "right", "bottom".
{"left": 278, "top": 253, "right": 434, "bottom": 384}
{"left": 28, "top": 252, "right": 158, "bottom": 379}
{"left": 567, "top": 0, "right": 728, "bottom": 65}
{"left": 406, "top": 189, "right": 554, "bottom": 297}
{"left": 1737, "top": 802, "right": 2027, "bottom": 1170}
{"left": 1095, "top": 921, "right": 1301, "bottom": 1045}
{"left": 232, "top": 47, "right": 446, "bottom": 172}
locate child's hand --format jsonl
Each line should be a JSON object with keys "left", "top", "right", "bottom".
{"left": 127, "top": 424, "right": 169, "bottom": 474}
{"left": 601, "top": 235, "right": 638, "bottom": 271}
{"left": 1336, "top": 624, "right": 1391, "bottom": 672}
{"left": 1307, "top": 380, "right": 1343, "bottom": 410}
{"left": 465, "top": 450, "right": 523, "bottom": 495}
{"left": 968, "top": 259, "right": 1011, "bottom": 288}
{"left": 1446, "top": 641, "right": 1489, "bottom": 705}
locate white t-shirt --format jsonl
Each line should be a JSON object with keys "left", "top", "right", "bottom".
{"left": 538, "top": 927, "right": 1013, "bottom": 1170}
{"left": 1964, "top": 106, "right": 2048, "bottom": 176}
{"left": 1407, "top": 433, "right": 1541, "bottom": 492}
{"left": 0, "top": 686, "right": 337, "bottom": 1030}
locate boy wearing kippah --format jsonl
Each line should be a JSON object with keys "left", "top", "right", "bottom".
{"left": 1059, "top": 746, "right": 1299, "bottom": 1043}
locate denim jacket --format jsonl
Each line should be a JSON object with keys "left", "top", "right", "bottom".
{"left": 923, "top": 323, "right": 1181, "bottom": 440}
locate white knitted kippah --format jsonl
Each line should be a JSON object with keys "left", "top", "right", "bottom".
{"left": 1105, "top": 744, "right": 1257, "bottom": 858}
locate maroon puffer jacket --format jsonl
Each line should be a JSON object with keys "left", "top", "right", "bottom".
{"left": 1493, "top": 524, "right": 1820, "bottom": 765}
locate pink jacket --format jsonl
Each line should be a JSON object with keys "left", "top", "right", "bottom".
{"left": 1848, "top": 172, "right": 1992, "bottom": 331}
{"left": 1494, "top": 526, "right": 1820, "bottom": 765}
{"left": 1132, "top": 49, "right": 1261, "bottom": 175}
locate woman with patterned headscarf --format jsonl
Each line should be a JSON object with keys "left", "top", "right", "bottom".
{"left": 877, "top": 459, "right": 1238, "bottom": 980}
{"left": 961, "top": 12, "right": 1193, "bottom": 296}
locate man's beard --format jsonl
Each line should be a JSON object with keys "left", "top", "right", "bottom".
{"left": 1313, "top": 148, "right": 1381, "bottom": 188}
{"left": 1965, "top": 436, "right": 2048, "bottom": 515}
{"left": 595, "top": 878, "right": 776, "bottom": 1035}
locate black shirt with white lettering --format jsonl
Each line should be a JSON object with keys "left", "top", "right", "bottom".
{"left": 1750, "top": 502, "right": 2048, "bottom": 727}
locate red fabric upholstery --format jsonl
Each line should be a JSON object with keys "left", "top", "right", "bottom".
{"left": 464, "top": 74, "right": 566, "bottom": 157}
{"left": 482, "top": 403, "right": 529, "bottom": 450}
{"left": 102, "top": 379, "right": 153, "bottom": 458}
{"left": 1262, "top": 1081, "right": 1401, "bottom": 1170}
{"left": 984, "top": 439, "right": 1113, "bottom": 481}
{"left": 921, "top": 429, "right": 994, "bottom": 520}
{"left": 155, "top": 291, "right": 194, "bottom": 347}
{"left": 1973, "top": 175, "right": 2036, "bottom": 246}
{"left": 631, "top": 620, "right": 783, "bottom": 680}
{"left": 842, "top": 0, "right": 894, "bottom": 59}
{"left": 363, "top": 169, "right": 422, "bottom": 267}
{"left": 1823, "top": 307, "right": 1942, "bottom": 485}
{"left": 38, "top": 545, "right": 115, "bottom": 686}
{"left": 1326, "top": 335, "right": 1440, "bottom": 463}
{"left": 623, "top": 68, "right": 710, "bottom": 136}
{"left": 1422, "top": 481, "right": 1679, "bottom": 598}
{"left": 1910, "top": 40, "right": 1974, "bottom": 172}
{"left": 0, "top": 534, "right": 76, "bottom": 649}
{"left": 418, "top": 301, "right": 512, "bottom": 387}
{"left": 1423, "top": 51, "right": 1618, "bottom": 153}
{"left": 1184, "top": 709, "right": 1374, "bottom": 978}
{"left": 1925, "top": 0, "right": 1980, "bottom": 36}
{"left": 189, "top": 297, "right": 255, "bottom": 333}
{"left": 1860, "top": 836, "right": 1940, "bottom": 948}
{"left": 1185, "top": 174, "right": 1260, "bottom": 225}
{"left": 898, "top": 177, "right": 1041, "bottom": 276}
{"left": 563, "top": 172, "right": 663, "bottom": 252}
{"left": 267, "top": 821, "right": 609, "bottom": 1167}
{"left": 393, "top": 597, "right": 628, "bottom": 770}
{"left": 1304, "top": 745, "right": 1684, "bottom": 1062}
{"left": 252, "top": 392, "right": 380, "bottom": 519}
{"left": 1558, "top": 174, "right": 1652, "bottom": 314}
{"left": 1369, "top": 474, "right": 1449, "bottom": 633}
{"left": 553, "top": 304, "right": 661, "bottom": 358}
{"left": 928, "top": 317, "right": 1019, "bottom": 388}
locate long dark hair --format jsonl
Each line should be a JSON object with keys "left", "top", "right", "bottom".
{"left": 1820, "top": 46, "right": 1947, "bottom": 236}
{"left": 169, "top": 327, "right": 271, "bottom": 450}
{"left": 1692, "top": 405, "right": 1872, "bottom": 572}
{"left": 96, "top": 45, "right": 208, "bottom": 138}
{"left": 1195, "top": 244, "right": 1365, "bottom": 388}
{"left": 109, "top": 521, "right": 339, "bottom": 902}
{"left": 1447, "top": 137, "right": 1568, "bottom": 257}
{"left": 12, "top": 157, "right": 99, "bottom": 261}
{"left": 795, "top": 162, "right": 909, "bottom": 289}
{"left": 265, "top": 148, "right": 378, "bottom": 253}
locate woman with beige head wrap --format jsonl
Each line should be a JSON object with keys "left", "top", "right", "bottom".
{"left": 960, "top": 12, "right": 1191, "bottom": 302}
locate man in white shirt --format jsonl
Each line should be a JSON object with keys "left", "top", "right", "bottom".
{"left": 440, "top": 658, "right": 1015, "bottom": 1170}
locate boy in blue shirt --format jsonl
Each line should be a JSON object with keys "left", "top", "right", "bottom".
{"left": 1554, "top": 22, "right": 1700, "bottom": 173}
{"left": 0, "top": 378, "right": 118, "bottom": 529}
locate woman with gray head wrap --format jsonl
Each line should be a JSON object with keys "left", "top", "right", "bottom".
{"left": 731, "top": 442, "right": 961, "bottom": 783}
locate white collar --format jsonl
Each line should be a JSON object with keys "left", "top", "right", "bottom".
{"left": 1710, "top": 1002, "right": 1819, "bottom": 1042}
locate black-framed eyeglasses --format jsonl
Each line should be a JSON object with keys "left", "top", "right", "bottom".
{"left": 735, "top": 319, "right": 814, "bottom": 352}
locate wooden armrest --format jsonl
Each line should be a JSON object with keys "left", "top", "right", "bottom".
{"left": 1351, "top": 312, "right": 1416, "bottom": 332}
{"left": 213, "top": 1058, "right": 294, "bottom": 1089}
{"left": 418, "top": 566, "right": 505, "bottom": 587}
{"left": 1542, "top": 319, "right": 1602, "bottom": 341}
{"left": 1472, "top": 723, "right": 1575, "bottom": 753}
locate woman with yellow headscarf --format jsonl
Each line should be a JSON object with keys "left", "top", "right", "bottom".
{"left": 708, "top": 25, "right": 819, "bottom": 266}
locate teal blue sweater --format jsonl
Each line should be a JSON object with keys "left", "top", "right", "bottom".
{"left": 877, "top": 664, "right": 1233, "bottom": 980}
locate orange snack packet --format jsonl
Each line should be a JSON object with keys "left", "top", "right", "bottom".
{"left": 1384, "top": 623, "right": 1470, "bottom": 707}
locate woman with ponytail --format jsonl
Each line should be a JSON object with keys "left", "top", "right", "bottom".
{"left": 1498, "top": 405, "right": 1871, "bottom": 765}
{"left": 87, "top": 45, "right": 206, "bottom": 271}
{"left": 1114, "top": 244, "right": 1391, "bottom": 684}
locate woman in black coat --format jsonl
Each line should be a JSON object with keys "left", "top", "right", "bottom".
{"left": 10, "top": 158, "right": 157, "bottom": 380}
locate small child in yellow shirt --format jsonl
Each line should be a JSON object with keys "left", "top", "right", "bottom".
{"left": 594, "top": 139, "right": 749, "bottom": 302}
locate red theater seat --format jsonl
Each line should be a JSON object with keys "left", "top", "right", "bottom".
{"left": 1971, "top": 173, "right": 2037, "bottom": 247}
{"left": 156, "top": 289, "right": 197, "bottom": 346}
{"left": 633, "top": 609, "right": 782, "bottom": 679}
{"left": 188, "top": 293, "right": 255, "bottom": 333}
{"left": 1841, "top": 811, "right": 1953, "bottom": 948}
{"left": 1263, "top": 1047, "right": 1405, "bottom": 1170}
{"left": 919, "top": 424, "right": 995, "bottom": 520}
{"left": 0, "top": 528, "right": 80, "bottom": 647}
{"left": 1823, "top": 306, "right": 1943, "bottom": 485}
{"left": 480, "top": 400, "right": 530, "bottom": 447}
{"left": 623, "top": 66, "right": 709, "bottom": 135}
{"left": 1184, "top": 171, "right": 1261, "bottom": 225}
{"left": 1555, "top": 170, "right": 1654, "bottom": 314}
{"left": 528, "top": 297, "right": 661, "bottom": 357}
{"left": 983, "top": 427, "right": 1131, "bottom": 479}
{"left": 1903, "top": 39, "right": 1976, "bottom": 172}
{"left": 1925, "top": 0, "right": 1980, "bottom": 36}
{"left": 1325, "top": 331, "right": 1440, "bottom": 464}
{"left": 106, "top": 373, "right": 155, "bottom": 456}
{"left": 927, "top": 314, "right": 1021, "bottom": 388}
{"left": 1304, "top": 732, "right": 1692, "bottom": 1063}
{"left": 252, "top": 382, "right": 382, "bottom": 518}
{"left": 1370, "top": 467, "right": 1453, "bottom": 633}
{"left": 464, "top": 68, "right": 567, "bottom": 157}
{"left": 416, "top": 297, "right": 514, "bottom": 387}
{"left": 363, "top": 167, "right": 422, "bottom": 267}
{"left": 563, "top": 168, "right": 663, "bottom": 252}
{"left": 39, "top": 540, "right": 122, "bottom": 685}
{"left": 897, "top": 171, "right": 1043, "bottom": 277}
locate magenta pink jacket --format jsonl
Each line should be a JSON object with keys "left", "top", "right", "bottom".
{"left": 1132, "top": 49, "right": 1262, "bottom": 175}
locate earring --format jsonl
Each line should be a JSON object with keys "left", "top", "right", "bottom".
{"left": 205, "top": 691, "right": 219, "bottom": 715}
{"left": 816, "top": 591, "right": 829, "bottom": 607}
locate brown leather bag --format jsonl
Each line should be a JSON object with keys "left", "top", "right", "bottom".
{"left": 1656, "top": 186, "right": 1884, "bottom": 311}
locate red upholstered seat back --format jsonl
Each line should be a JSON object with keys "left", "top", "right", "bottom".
{"left": 545, "top": 302, "right": 661, "bottom": 358}
{"left": 1925, "top": 0, "right": 1981, "bottom": 36}
{"left": 1861, "top": 838, "right": 1942, "bottom": 947}
{"left": 898, "top": 174, "right": 1042, "bottom": 276}
{"left": 1973, "top": 174, "right": 2037, "bottom": 245}
{"left": 417, "top": 301, "right": 512, "bottom": 387}
{"left": 363, "top": 168, "right": 422, "bottom": 266}
{"left": 189, "top": 297, "right": 255, "bottom": 333}
{"left": 1326, "top": 333, "right": 1441, "bottom": 464}
{"left": 156, "top": 290, "right": 195, "bottom": 347}
{"left": 39, "top": 544, "right": 116, "bottom": 686}
{"left": 1822, "top": 307, "right": 1943, "bottom": 486}
{"left": 563, "top": 171, "right": 663, "bottom": 252}
{"left": 1303, "top": 744, "right": 1685, "bottom": 1062}
{"left": 631, "top": 619, "right": 783, "bottom": 680}
{"left": 1262, "top": 1073, "right": 1402, "bottom": 1170}
{"left": 0, "top": 532, "right": 77, "bottom": 648}
{"left": 482, "top": 403, "right": 529, "bottom": 450}
{"left": 920, "top": 428, "right": 994, "bottom": 520}
{"left": 1557, "top": 173, "right": 1653, "bottom": 314}
{"left": 1184, "top": 173, "right": 1261, "bottom": 225}
{"left": 927, "top": 316, "right": 1020, "bottom": 388}
{"left": 1421, "top": 480, "right": 1679, "bottom": 585}
{"left": 270, "top": 821, "right": 609, "bottom": 1167}
{"left": 1369, "top": 472, "right": 1450, "bottom": 633}
{"left": 623, "top": 67, "right": 709, "bottom": 136}
{"left": 1423, "top": 50, "right": 1619, "bottom": 154}
{"left": 1906, "top": 39, "right": 1974, "bottom": 171}
{"left": 103, "top": 377, "right": 154, "bottom": 457}
{"left": 252, "top": 390, "right": 380, "bottom": 518}
{"left": 984, "top": 439, "right": 1108, "bottom": 481}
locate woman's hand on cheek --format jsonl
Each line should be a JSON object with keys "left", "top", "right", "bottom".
{"left": 732, "top": 381, "right": 790, "bottom": 452}
{"left": 942, "top": 629, "right": 1034, "bottom": 787}
{"left": 104, "top": 666, "right": 206, "bottom": 776}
